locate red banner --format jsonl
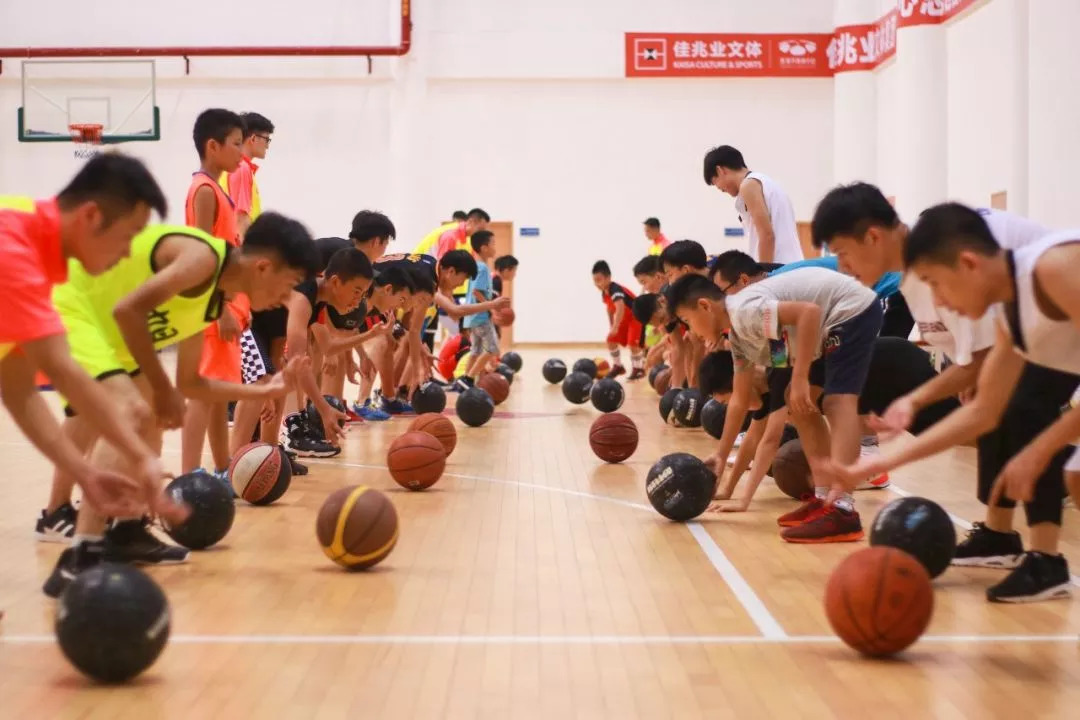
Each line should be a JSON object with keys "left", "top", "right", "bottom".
{"left": 828, "top": 10, "right": 898, "bottom": 73}
{"left": 625, "top": 34, "right": 833, "bottom": 78}
{"left": 897, "top": 0, "right": 981, "bottom": 27}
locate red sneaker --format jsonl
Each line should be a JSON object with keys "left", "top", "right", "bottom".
{"left": 781, "top": 506, "right": 864, "bottom": 544}
{"left": 777, "top": 495, "right": 824, "bottom": 527}
{"left": 627, "top": 368, "right": 646, "bottom": 381}
{"left": 344, "top": 407, "right": 365, "bottom": 425}
{"left": 609, "top": 364, "right": 627, "bottom": 378}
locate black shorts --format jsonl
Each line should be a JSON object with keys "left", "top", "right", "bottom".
{"left": 765, "top": 365, "right": 826, "bottom": 415}
{"left": 250, "top": 307, "right": 287, "bottom": 342}
{"left": 820, "top": 301, "right": 883, "bottom": 397}
{"left": 857, "top": 336, "right": 960, "bottom": 434}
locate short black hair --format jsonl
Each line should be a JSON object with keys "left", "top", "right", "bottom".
{"left": 470, "top": 230, "right": 494, "bottom": 253}
{"left": 494, "top": 255, "right": 519, "bottom": 272}
{"left": 702, "top": 145, "right": 747, "bottom": 184}
{"left": 904, "top": 203, "right": 1001, "bottom": 268}
{"left": 241, "top": 212, "right": 320, "bottom": 279}
{"left": 374, "top": 266, "right": 416, "bottom": 293}
{"left": 193, "top": 108, "right": 244, "bottom": 159}
{"left": 699, "top": 351, "right": 736, "bottom": 396}
{"left": 440, "top": 249, "right": 479, "bottom": 279}
{"left": 660, "top": 240, "right": 707, "bottom": 270}
{"left": 644, "top": 217, "right": 661, "bottom": 229}
{"left": 633, "top": 255, "right": 662, "bottom": 276}
{"left": 349, "top": 210, "right": 396, "bottom": 245}
{"left": 811, "top": 182, "right": 899, "bottom": 249}
{"left": 452, "top": 210, "right": 468, "bottom": 221}
{"left": 467, "top": 208, "right": 491, "bottom": 223}
{"left": 324, "top": 247, "right": 374, "bottom": 282}
{"left": 667, "top": 273, "right": 724, "bottom": 312}
{"left": 632, "top": 293, "right": 662, "bottom": 325}
{"left": 406, "top": 266, "right": 437, "bottom": 295}
{"left": 56, "top": 153, "right": 168, "bottom": 225}
{"left": 592, "top": 260, "right": 611, "bottom": 276}
{"left": 240, "top": 112, "right": 274, "bottom": 138}
{"left": 710, "top": 250, "right": 763, "bottom": 284}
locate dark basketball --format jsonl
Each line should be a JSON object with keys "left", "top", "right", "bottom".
{"left": 659, "top": 387, "right": 681, "bottom": 423}
{"left": 590, "top": 378, "right": 625, "bottom": 413}
{"left": 562, "top": 371, "right": 593, "bottom": 404}
{"left": 589, "top": 413, "right": 639, "bottom": 463}
{"left": 772, "top": 438, "right": 813, "bottom": 499}
{"left": 542, "top": 358, "right": 567, "bottom": 384}
{"left": 316, "top": 486, "right": 399, "bottom": 570}
{"left": 645, "top": 453, "right": 717, "bottom": 521}
{"left": 55, "top": 563, "right": 171, "bottom": 683}
{"left": 501, "top": 351, "right": 523, "bottom": 372}
{"left": 870, "top": 497, "right": 957, "bottom": 579}
{"left": 387, "top": 431, "right": 446, "bottom": 490}
{"left": 456, "top": 386, "right": 496, "bottom": 427}
{"left": 412, "top": 381, "right": 447, "bottom": 414}
{"left": 408, "top": 413, "right": 457, "bottom": 456}
{"left": 573, "top": 358, "right": 598, "bottom": 379}
{"left": 825, "top": 546, "right": 934, "bottom": 656}
{"left": 654, "top": 367, "right": 673, "bottom": 395}
{"left": 161, "top": 470, "right": 235, "bottom": 550}
{"left": 648, "top": 363, "right": 668, "bottom": 389}
{"left": 477, "top": 372, "right": 510, "bottom": 405}
{"left": 495, "top": 363, "right": 515, "bottom": 385}
{"left": 305, "top": 394, "right": 347, "bottom": 441}
{"left": 701, "top": 399, "right": 725, "bottom": 439}
{"left": 671, "top": 389, "right": 704, "bottom": 428}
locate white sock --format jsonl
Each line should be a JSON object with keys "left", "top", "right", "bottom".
{"left": 72, "top": 533, "right": 104, "bottom": 547}
{"left": 610, "top": 348, "right": 621, "bottom": 366}
{"left": 631, "top": 353, "right": 644, "bottom": 370}
{"left": 814, "top": 487, "right": 828, "bottom": 501}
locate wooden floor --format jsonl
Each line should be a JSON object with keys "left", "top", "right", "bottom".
{"left": 1, "top": 346, "right": 1079, "bottom": 718}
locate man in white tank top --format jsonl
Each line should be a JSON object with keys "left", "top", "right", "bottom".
{"left": 811, "top": 184, "right": 1075, "bottom": 603}
{"left": 702, "top": 145, "right": 803, "bottom": 265}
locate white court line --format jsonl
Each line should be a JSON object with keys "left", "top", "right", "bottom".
{"left": 0, "top": 633, "right": 1074, "bottom": 646}
{"left": 887, "top": 483, "right": 1080, "bottom": 588}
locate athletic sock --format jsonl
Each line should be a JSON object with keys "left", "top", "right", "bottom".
{"left": 631, "top": 352, "right": 644, "bottom": 370}
{"left": 814, "top": 486, "right": 828, "bottom": 501}
{"left": 611, "top": 348, "right": 622, "bottom": 367}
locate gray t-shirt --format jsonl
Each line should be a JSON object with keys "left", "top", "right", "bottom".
{"left": 726, "top": 267, "right": 876, "bottom": 369}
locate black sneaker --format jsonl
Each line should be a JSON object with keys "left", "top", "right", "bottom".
{"left": 283, "top": 411, "right": 310, "bottom": 440}
{"left": 987, "top": 552, "right": 1072, "bottom": 603}
{"left": 35, "top": 502, "right": 78, "bottom": 544}
{"left": 450, "top": 377, "right": 474, "bottom": 394}
{"left": 952, "top": 522, "right": 1024, "bottom": 568}
{"left": 284, "top": 448, "right": 309, "bottom": 475}
{"left": 104, "top": 518, "right": 189, "bottom": 565}
{"left": 43, "top": 540, "right": 103, "bottom": 598}
{"left": 284, "top": 433, "right": 341, "bottom": 458}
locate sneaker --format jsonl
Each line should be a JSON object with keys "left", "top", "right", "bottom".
{"left": 284, "top": 449, "right": 309, "bottom": 476}
{"left": 283, "top": 411, "right": 309, "bottom": 440}
{"left": 609, "top": 364, "right": 627, "bottom": 379}
{"left": 35, "top": 502, "right": 78, "bottom": 544}
{"left": 732, "top": 432, "right": 747, "bottom": 449}
{"left": 284, "top": 434, "right": 342, "bottom": 458}
{"left": 952, "top": 522, "right": 1024, "bottom": 568}
{"left": 855, "top": 439, "right": 890, "bottom": 489}
{"left": 987, "top": 552, "right": 1072, "bottom": 603}
{"left": 43, "top": 541, "right": 104, "bottom": 598}
{"left": 212, "top": 468, "right": 235, "bottom": 498}
{"left": 781, "top": 506, "right": 864, "bottom": 543}
{"left": 376, "top": 392, "right": 414, "bottom": 414}
{"left": 344, "top": 406, "right": 366, "bottom": 425}
{"left": 856, "top": 473, "right": 891, "bottom": 490}
{"left": 628, "top": 369, "right": 646, "bottom": 381}
{"left": 353, "top": 400, "right": 390, "bottom": 422}
{"left": 104, "top": 518, "right": 189, "bottom": 565}
{"left": 777, "top": 495, "right": 825, "bottom": 527}
{"left": 450, "top": 377, "right": 474, "bottom": 394}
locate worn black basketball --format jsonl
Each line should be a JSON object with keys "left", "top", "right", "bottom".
{"left": 659, "top": 387, "right": 681, "bottom": 423}
{"left": 495, "top": 363, "right": 515, "bottom": 386}
{"left": 55, "top": 563, "right": 171, "bottom": 683}
{"left": 648, "top": 363, "right": 668, "bottom": 389}
{"left": 161, "top": 470, "right": 235, "bottom": 550}
{"left": 412, "top": 381, "right": 447, "bottom": 414}
{"left": 542, "top": 358, "right": 568, "bottom": 384}
{"left": 501, "top": 351, "right": 523, "bottom": 372}
{"left": 572, "top": 358, "right": 598, "bottom": 379}
{"left": 870, "top": 496, "right": 957, "bottom": 579}
{"left": 672, "top": 389, "right": 704, "bottom": 428}
{"left": 305, "top": 394, "right": 348, "bottom": 440}
{"left": 590, "top": 378, "right": 625, "bottom": 413}
{"left": 456, "top": 386, "right": 495, "bottom": 427}
{"left": 562, "top": 371, "right": 593, "bottom": 404}
{"left": 700, "top": 399, "right": 725, "bottom": 439}
{"left": 645, "top": 453, "right": 717, "bottom": 521}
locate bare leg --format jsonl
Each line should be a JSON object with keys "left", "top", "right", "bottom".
{"left": 181, "top": 398, "right": 211, "bottom": 474}
{"left": 206, "top": 401, "right": 231, "bottom": 472}
{"left": 1067, "top": 470, "right": 1080, "bottom": 509}
{"left": 48, "top": 414, "right": 99, "bottom": 512}
{"left": 1028, "top": 523, "right": 1061, "bottom": 555}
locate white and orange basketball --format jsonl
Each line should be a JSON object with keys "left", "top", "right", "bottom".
{"left": 229, "top": 442, "right": 292, "bottom": 506}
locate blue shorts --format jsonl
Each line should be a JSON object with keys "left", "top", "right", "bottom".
{"left": 819, "top": 301, "right": 883, "bottom": 397}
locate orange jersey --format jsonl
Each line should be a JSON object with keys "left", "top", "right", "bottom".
{"left": 185, "top": 171, "right": 239, "bottom": 247}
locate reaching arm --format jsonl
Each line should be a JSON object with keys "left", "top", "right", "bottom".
{"left": 776, "top": 301, "right": 823, "bottom": 414}
{"left": 706, "top": 366, "right": 754, "bottom": 473}
{"left": 741, "top": 180, "right": 776, "bottom": 264}
{"left": 717, "top": 414, "right": 765, "bottom": 498}
{"left": 718, "top": 410, "right": 789, "bottom": 511}
{"left": 174, "top": 333, "right": 289, "bottom": 402}
{"left": 436, "top": 292, "right": 510, "bottom": 319}
{"left": 908, "top": 349, "right": 987, "bottom": 408}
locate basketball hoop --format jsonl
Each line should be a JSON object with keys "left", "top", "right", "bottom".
{"left": 70, "top": 123, "right": 104, "bottom": 160}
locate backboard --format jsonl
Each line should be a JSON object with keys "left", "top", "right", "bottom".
{"left": 17, "top": 59, "right": 159, "bottom": 143}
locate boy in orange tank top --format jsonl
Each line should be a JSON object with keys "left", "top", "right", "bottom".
{"left": 181, "top": 109, "right": 246, "bottom": 480}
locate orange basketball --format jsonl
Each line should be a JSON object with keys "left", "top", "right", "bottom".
{"left": 316, "top": 485, "right": 398, "bottom": 570}
{"left": 408, "top": 413, "right": 457, "bottom": 456}
{"left": 387, "top": 431, "right": 446, "bottom": 491}
{"left": 477, "top": 372, "right": 510, "bottom": 405}
{"left": 588, "top": 413, "right": 638, "bottom": 463}
{"left": 654, "top": 367, "right": 672, "bottom": 395}
{"left": 594, "top": 358, "right": 611, "bottom": 379}
{"left": 825, "top": 546, "right": 934, "bottom": 657}
{"left": 229, "top": 442, "right": 292, "bottom": 505}
{"left": 494, "top": 307, "right": 515, "bottom": 327}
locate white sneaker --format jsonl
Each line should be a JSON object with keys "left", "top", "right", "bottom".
{"left": 856, "top": 439, "right": 889, "bottom": 489}
{"left": 732, "top": 432, "right": 747, "bottom": 449}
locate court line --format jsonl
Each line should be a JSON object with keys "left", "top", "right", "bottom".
{"left": 1, "top": 633, "right": 1075, "bottom": 646}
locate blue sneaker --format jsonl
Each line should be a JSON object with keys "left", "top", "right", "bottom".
{"left": 378, "top": 393, "right": 414, "bottom": 415}
{"left": 210, "top": 468, "right": 236, "bottom": 499}
{"left": 352, "top": 400, "right": 391, "bottom": 421}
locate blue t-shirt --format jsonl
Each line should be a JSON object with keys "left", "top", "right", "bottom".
{"left": 463, "top": 262, "right": 492, "bottom": 328}
{"left": 767, "top": 256, "right": 901, "bottom": 300}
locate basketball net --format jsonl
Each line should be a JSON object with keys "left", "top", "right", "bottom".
{"left": 70, "top": 123, "right": 104, "bottom": 161}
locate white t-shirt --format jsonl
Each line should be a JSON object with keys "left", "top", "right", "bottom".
{"left": 726, "top": 267, "right": 877, "bottom": 368}
{"left": 902, "top": 208, "right": 1049, "bottom": 366}
{"left": 734, "top": 172, "right": 803, "bottom": 265}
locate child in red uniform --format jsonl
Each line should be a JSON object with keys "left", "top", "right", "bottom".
{"left": 591, "top": 261, "right": 645, "bottom": 379}
{"left": 181, "top": 109, "right": 245, "bottom": 480}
